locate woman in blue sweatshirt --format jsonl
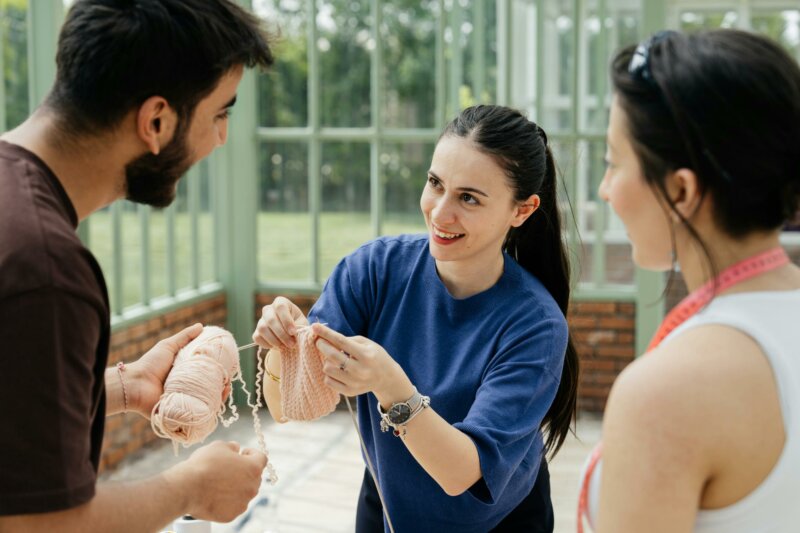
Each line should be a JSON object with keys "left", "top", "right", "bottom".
{"left": 255, "top": 105, "right": 579, "bottom": 532}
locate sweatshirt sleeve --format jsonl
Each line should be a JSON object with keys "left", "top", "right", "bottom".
{"left": 453, "top": 310, "right": 568, "bottom": 504}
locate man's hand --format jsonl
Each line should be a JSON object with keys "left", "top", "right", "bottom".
{"left": 126, "top": 323, "right": 203, "bottom": 418}
{"left": 168, "top": 440, "right": 268, "bottom": 523}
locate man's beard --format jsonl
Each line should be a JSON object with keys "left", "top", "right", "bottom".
{"left": 124, "top": 121, "right": 194, "bottom": 208}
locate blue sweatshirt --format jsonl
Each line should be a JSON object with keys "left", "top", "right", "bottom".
{"left": 309, "top": 234, "right": 568, "bottom": 532}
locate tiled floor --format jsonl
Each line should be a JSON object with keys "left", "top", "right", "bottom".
{"left": 102, "top": 408, "right": 602, "bottom": 533}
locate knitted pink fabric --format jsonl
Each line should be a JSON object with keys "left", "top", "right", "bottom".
{"left": 278, "top": 328, "right": 340, "bottom": 421}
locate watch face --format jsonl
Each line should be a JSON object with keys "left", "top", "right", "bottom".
{"left": 388, "top": 403, "right": 411, "bottom": 424}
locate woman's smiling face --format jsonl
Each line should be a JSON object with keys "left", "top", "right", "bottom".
{"left": 421, "top": 135, "right": 530, "bottom": 268}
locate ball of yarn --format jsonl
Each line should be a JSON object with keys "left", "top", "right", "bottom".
{"left": 278, "top": 327, "right": 340, "bottom": 421}
{"left": 151, "top": 326, "right": 240, "bottom": 446}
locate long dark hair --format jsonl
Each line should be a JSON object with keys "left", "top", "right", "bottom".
{"left": 610, "top": 30, "right": 800, "bottom": 278}
{"left": 441, "top": 105, "right": 579, "bottom": 458}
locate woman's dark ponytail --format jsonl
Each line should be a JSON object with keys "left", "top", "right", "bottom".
{"left": 505, "top": 143, "right": 579, "bottom": 458}
{"left": 442, "top": 105, "right": 579, "bottom": 458}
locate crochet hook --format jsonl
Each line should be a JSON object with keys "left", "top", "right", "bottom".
{"left": 237, "top": 342, "right": 258, "bottom": 352}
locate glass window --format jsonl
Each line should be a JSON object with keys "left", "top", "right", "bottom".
{"left": 258, "top": 142, "right": 312, "bottom": 282}
{"left": 1, "top": 0, "right": 29, "bottom": 130}
{"left": 255, "top": 0, "right": 309, "bottom": 127}
{"left": 381, "top": 2, "right": 437, "bottom": 129}
{"left": 318, "top": 0, "right": 372, "bottom": 128}
{"left": 319, "top": 142, "right": 371, "bottom": 276}
{"left": 382, "top": 142, "right": 432, "bottom": 235}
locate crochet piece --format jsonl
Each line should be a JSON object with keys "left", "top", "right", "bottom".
{"left": 277, "top": 327, "right": 340, "bottom": 422}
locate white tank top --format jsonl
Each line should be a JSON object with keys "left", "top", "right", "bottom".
{"left": 583, "top": 289, "right": 800, "bottom": 532}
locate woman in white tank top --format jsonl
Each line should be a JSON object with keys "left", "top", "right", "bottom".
{"left": 583, "top": 29, "right": 800, "bottom": 532}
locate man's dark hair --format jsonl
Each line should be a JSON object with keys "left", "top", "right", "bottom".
{"left": 46, "top": 0, "right": 274, "bottom": 135}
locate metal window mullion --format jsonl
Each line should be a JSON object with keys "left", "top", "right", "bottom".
{"left": 209, "top": 153, "right": 219, "bottom": 282}
{"left": 0, "top": 16, "right": 6, "bottom": 132}
{"left": 188, "top": 167, "right": 200, "bottom": 289}
{"left": 435, "top": 0, "right": 446, "bottom": 128}
{"left": 26, "top": 2, "right": 62, "bottom": 109}
{"left": 567, "top": 0, "right": 582, "bottom": 261}
{"left": 738, "top": 0, "right": 752, "bottom": 30}
{"left": 591, "top": 0, "right": 609, "bottom": 287}
{"left": 370, "top": 0, "right": 382, "bottom": 238}
{"left": 308, "top": 0, "right": 321, "bottom": 283}
{"left": 111, "top": 202, "right": 124, "bottom": 316}
{"left": 536, "top": 0, "right": 545, "bottom": 122}
{"left": 635, "top": 0, "right": 668, "bottom": 356}
{"left": 496, "top": 0, "right": 511, "bottom": 106}
{"left": 166, "top": 202, "right": 176, "bottom": 296}
{"left": 450, "top": 1, "right": 464, "bottom": 116}
{"left": 473, "top": 0, "right": 486, "bottom": 103}
{"left": 138, "top": 204, "right": 150, "bottom": 305}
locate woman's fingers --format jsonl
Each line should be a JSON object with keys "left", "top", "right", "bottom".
{"left": 311, "top": 323, "right": 360, "bottom": 353}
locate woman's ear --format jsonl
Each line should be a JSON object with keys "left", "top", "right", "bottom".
{"left": 511, "top": 194, "right": 541, "bottom": 227}
{"left": 664, "top": 168, "right": 702, "bottom": 222}
{"left": 136, "top": 96, "right": 178, "bottom": 155}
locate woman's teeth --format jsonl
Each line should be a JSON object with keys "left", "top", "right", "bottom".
{"left": 435, "top": 229, "right": 464, "bottom": 240}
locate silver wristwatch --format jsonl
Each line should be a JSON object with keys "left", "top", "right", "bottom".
{"left": 377, "top": 387, "right": 430, "bottom": 437}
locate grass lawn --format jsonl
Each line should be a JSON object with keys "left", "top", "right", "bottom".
{"left": 86, "top": 210, "right": 426, "bottom": 310}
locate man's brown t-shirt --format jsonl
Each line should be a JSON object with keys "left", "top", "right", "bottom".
{"left": 0, "top": 141, "right": 110, "bottom": 514}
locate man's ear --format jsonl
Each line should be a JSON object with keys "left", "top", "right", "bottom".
{"left": 511, "top": 194, "right": 541, "bottom": 227}
{"left": 136, "top": 96, "right": 178, "bottom": 155}
{"left": 664, "top": 168, "right": 702, "bottom": 222}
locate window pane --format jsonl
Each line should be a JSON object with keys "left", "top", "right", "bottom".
{"left": 2, "top": 0, "right": 29, "bottom": 130}
{"left": 581, "top": 2, "right": 640, "bottom": 133}
{"left": 320, "top": 142, "right": 370, "bottom": 277}
{"left": 88, "top": 207, "right": 115, "bottom": 306}
{"left": 678, "top": 10, "right": 738, "bottom": 31}
{"left": 255, "top": 0, "right": 308, "bottom": 127}
{"left": 752, "top": 10, "right": 800, "bottom": 61}
{"left": 120, "top": 201, "right": 143, "bottom": 308}
{"left": 319, "top": 0, "right": 371, "bottom": 127}
{"left": 173, "top": 179, "right": 192, "bottom": 292}
{"left": 149, "top": 207, "right": 168, "bottom": 299}
{"left": 382, "top": 142, "right": 432, "bottom": 235}
{"left": 540, "top": 0, "right": 575, "bottom": 133}
{"left": 198, "top": 161, "right": 215, "bottom": 284}
{"left": 381, "top": 1, "right": 437, "bottom": 128}
{"left": 443, "top": 0, "right": 498, "bottom": 115}
{"left": 258, "top": 142, "right": 311, "bottom": 282}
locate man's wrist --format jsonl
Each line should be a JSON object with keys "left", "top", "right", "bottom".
{"left": 161, "top": 462, "right": 193, "bottom": 515}
{"left": 122, "top": 361, "right": 146, "bottom": 416}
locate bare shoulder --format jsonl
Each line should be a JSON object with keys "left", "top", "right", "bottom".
{"left": 608, "top": 323, "right": 775, "bottom": 427}
{"left": 604, "top": 322, "right": 783, "bottom": 489}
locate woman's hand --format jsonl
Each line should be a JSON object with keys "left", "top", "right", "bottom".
{"left": 253, "top": 296, "right": 309, "bottom": 351}
{"left": 311, "top": 323, "right": 414, "bottom": 405}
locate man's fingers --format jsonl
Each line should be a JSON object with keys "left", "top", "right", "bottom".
{"left": 240, "top": 447, "right": 267, "bottom": 460}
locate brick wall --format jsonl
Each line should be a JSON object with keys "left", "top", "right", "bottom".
{"left": 101, "top": 294, "right": 227, "bottom": 472}
{"left": 568, "top": 302, "right": 636, "bottom": 413}
{"left": 255, "top": 292, "right": 636, "bottom": 414}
